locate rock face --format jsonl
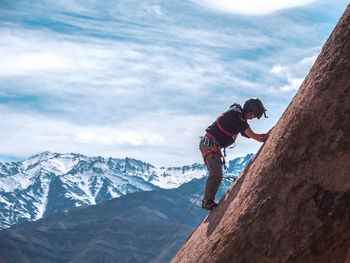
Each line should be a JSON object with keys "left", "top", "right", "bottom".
{"left": 172, "top": 5, "right": 350, "bottom": 263}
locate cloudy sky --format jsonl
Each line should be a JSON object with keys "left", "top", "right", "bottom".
{"left": 0, "top": 0, "right": 348, "bottom": 166}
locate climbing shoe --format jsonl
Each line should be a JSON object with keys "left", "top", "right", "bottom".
{"left": 202, "top": 199, "right": 218, "bottom": 211}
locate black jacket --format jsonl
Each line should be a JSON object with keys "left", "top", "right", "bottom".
{"left": 206, "top": 105, "right": 250, "bottom": 148}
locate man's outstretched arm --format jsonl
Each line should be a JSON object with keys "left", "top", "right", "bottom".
{"left": 244, "top": 127, "right": 268, "bottom": 142}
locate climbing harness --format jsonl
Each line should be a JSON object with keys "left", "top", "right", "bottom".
{"left": 201, "top": 133, "right": 221, "bottom": 166}
{"left": 201, "top": 132, "right": 236, "bottom": 172}
{"left": 201, "top": 133, "right": 238, "bottom": 182}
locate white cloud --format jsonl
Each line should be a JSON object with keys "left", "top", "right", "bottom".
{"left": 75, "top": 131, "right": 164, "bottom": 146}
{"left": 269, "top": 54, "right": 318, "bottom": 93}
{"left": 271, "top": 65, "right": 284, "bottom": 74}
{"left": 146, "top": 5, "right": 163, "bottom": 15}
{"left": 280, "top": 78, "right": 304, "bottom": 92}
{"left": 0, "top": 108, "right": 167, "bottom": 162}
{"left": 0, "top": 28, "right": 223, "bottom": 90}
{"left": 0, "top": 26, "right": 265, "bottom": 123}
{"left": 192, "top": 0, "right": 317, "bottom": 15}
{"left": 0, "top": 53, "right": 71, "bottom": 75}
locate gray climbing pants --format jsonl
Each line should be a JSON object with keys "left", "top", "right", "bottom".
{"left": 199, "top": 137, "right": 223, "bottom": 201}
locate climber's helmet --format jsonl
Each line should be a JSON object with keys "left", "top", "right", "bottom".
{"left": 243, "top": 98, "right": 268, "bottom": 119}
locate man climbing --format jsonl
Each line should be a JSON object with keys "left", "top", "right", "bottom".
{"left": 200, "top": 98, "right": 269, "bottom": 211}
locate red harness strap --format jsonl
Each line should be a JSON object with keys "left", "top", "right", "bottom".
{"left": 205, "top": 132, "right": 216, "bottom": 139}
{"left": 216, "top": 116, "right": 239, "bottom": 138}
{"left": 202, "top": 135, "right": 221, "bottom": 165}
{"left": 202, "top": 150, "right": 211, "bottom": 165}
{"left": 202, "top": 146, "right": 223, "bottom": 166}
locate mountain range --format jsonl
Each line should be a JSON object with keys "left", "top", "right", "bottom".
{"left": 0, "top": 152, "right": 253, "bottom": 262}
{"left": 0, "top": 152, "right": 253, "bottom": 229}
{"left": 0, "top": 177, "right": 210, "bottom": 263}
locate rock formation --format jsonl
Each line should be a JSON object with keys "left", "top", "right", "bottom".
{"left": 172, "top": 4, "right": 350, "bottom": 263}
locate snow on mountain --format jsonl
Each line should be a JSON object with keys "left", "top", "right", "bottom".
{"left": 150, "top": 163, "right": 207, "bottom": 189}
{"left": 0, "top": 152, "right": 252, "bottom": 229}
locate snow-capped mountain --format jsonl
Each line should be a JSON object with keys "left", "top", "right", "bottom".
{"left": 0, "top": 177, "right": 214, "bottom": 263}
{"left": 0, "top": 152, "right": 252, "bottom": 229}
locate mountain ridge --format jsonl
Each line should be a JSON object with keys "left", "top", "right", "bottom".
{"left": 0, "top": 175, "right": 234, "bottom": 263}
{"left": 0, "top": 151, "right": 253, "bottom": 229}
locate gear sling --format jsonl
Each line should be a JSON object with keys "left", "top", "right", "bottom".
{"left": 202, "top": 114, "right": 239, "bottom": 169}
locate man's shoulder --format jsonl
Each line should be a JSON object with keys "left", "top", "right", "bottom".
{"left": 224, "top": 108, "right": 245, "bottom": 121}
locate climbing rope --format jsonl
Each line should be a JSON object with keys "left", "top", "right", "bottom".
{"left": 151, "top": 190, "right": 205, "bottom": 263}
